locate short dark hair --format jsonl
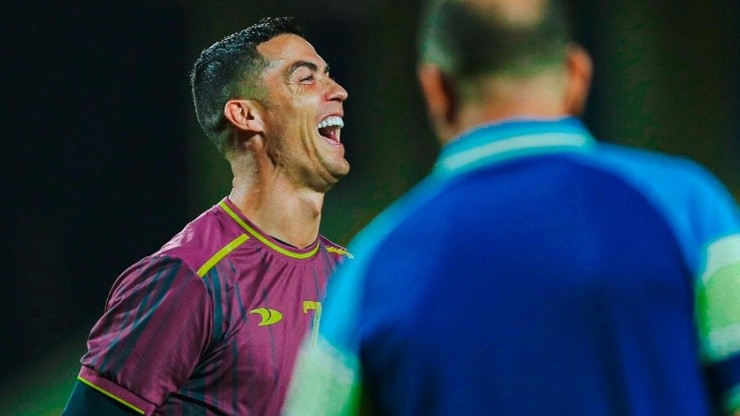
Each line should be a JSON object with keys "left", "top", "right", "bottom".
{"left": 190, "top": 17, "right": 304, "bottom": 154}
{"left": 418, "top": 0, "right": 571, "bottom": 79}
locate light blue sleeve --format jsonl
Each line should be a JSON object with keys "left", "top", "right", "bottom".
{"left": 594, "top": 144, "right": 740, "bottom": 412}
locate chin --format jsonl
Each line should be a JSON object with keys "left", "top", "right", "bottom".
{"left": 330, "top": 160, "right": 350, "bottom": 179}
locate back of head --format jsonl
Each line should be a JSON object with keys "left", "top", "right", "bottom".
{"left": 190, "top": 17, "right": 303, "bottom": 154}
{"left": 416, "top": 0, "right": 588, "bottom": 139}
{"left": 419, "top": 0, "right": 571, "bottom": 80}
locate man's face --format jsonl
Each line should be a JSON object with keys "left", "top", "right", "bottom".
{"left": 256, "top": 34, "right": 349, "bottom": 192}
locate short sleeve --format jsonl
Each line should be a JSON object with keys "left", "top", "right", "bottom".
{"left": 78, "top": 256, "right": 213, "bottom": 415}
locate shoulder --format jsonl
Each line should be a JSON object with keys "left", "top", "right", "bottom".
{"left": 320, "top": 237, "right": 354, "bottom": 262}
{"left": 586, "top": 143, "right": 740, "bottom": 269}
{"left": 595, "top": 143, "right": 716, "bottom": 182}
{"left": 325, "top": 176, "right": 452, "bottom": 289}
{"left": 107, "top": 255, "right": 207, "bottom": 307}
{"left": 591, "top": 143, "right": 738, "bottom": 227}
{"left": 351, "top": 176, "right": 452, "bottom": 257}
{"left": 152, "top": 201, "right": 252, "bottom": 278}
{"left": 317, "top": 177, "right": 455, "bottom": 349}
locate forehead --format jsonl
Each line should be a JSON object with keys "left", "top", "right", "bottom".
{"left": 256, "top": 34, "right": 325, "bottom": 71}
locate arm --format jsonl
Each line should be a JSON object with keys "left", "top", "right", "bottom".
{"left": 68, "top": 256, "right": 213, "bottom": 415}
{"left": 63, "top": 380, "right": 140, "bottom": 416}
{"left": 695, "top": 234, "right": 740, "bottom": 415}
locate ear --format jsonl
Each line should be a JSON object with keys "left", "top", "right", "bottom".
{"left": 417, "top": 63, "right": 457, "bottom": 142}
{"left": 563, "top": 44, "right": 593, "bottom": 116}
{"left": 224, "top": 99, "right": 264, "bottom": 134}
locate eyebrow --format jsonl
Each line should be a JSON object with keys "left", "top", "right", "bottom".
{"left": 287, "top": 60, "right": 331, "bottom": 76}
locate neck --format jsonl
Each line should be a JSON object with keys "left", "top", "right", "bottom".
{"left": 228, "top": 155, "right": 325, "bottom": 249}
{"left": 444, "top": 71, "right": 569, "bottom": 145}
{"left": 456, "top": 101, "right": 567, "bottom": 137}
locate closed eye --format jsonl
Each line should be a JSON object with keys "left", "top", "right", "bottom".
{"left": 288, "top": 60, "right": 321, "bottom": 84}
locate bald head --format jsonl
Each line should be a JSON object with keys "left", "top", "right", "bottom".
{"left": 416, "top": 0, "right": 592, "bottom": 143}
{"left": 467, "top": 0, "right": 551, "bottom": 25}
{"left": 419, "top": 0, "right": 570, "bottom": 78}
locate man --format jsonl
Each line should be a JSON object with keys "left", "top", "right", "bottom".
{"left": 284, "top": 1, "right": 740, "bottom": 415}
{"left": 63, "top": 16, "right": 351, "bottom": 415}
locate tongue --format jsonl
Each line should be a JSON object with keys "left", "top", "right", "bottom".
{"left": 319, "top": 127, "right": 337, "bottom": 142}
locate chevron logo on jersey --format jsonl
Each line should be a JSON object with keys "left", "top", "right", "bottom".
{"left": 250, "top": 308, "right": 283, "bottom": 326}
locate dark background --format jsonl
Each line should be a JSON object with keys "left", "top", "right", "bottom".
{"left": 1, "top": 1, "right": 738, "bottom": 413}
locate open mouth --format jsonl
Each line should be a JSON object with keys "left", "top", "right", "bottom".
{"left": 317, "top": 116, "right": 344, "bottom": 143}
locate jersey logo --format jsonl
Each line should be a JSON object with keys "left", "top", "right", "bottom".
{"left": 250, "top": 308, "right": 283, "bottom": 326}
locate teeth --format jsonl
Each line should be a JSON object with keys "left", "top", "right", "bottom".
{"left": 317, "top": 116, "right": 344, "bottom": 129}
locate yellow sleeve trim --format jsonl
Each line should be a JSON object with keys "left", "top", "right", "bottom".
{"left": 76, "top": 375, "right": 146, "bottom": 415}
{"left": 326, "top": 246, "right": 354, "bottom": 259}
{"left": 197, "top": 234, "right": 249, "bottom": 277}
{"left": 219, "top": 200, "right": 320, "bottom": 259}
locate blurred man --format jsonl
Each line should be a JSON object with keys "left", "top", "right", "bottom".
{"left": 284, "top": 1, "right": 740, "bottom": 415}
{"left": 63, "top": 16, "right": 351, "bottom": 415}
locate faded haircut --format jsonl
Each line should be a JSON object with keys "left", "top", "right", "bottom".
{"left": 190, "top": 17, "right": 304, "bottom": 154}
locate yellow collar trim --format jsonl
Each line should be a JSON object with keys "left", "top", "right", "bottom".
{"left": 219, "top": 200, "right": 320, "bottom": 259}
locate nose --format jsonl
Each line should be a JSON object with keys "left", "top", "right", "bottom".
{"left": 325, "top": 77, "right": 348, "bottom": 102}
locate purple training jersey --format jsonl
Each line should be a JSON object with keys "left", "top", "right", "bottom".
{"left": 77, "top": 197, "right": 351, "bottom": 415}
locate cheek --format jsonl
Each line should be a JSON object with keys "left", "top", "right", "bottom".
{"left": 291, "top": 88, "right": 322, "bottom": 112}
